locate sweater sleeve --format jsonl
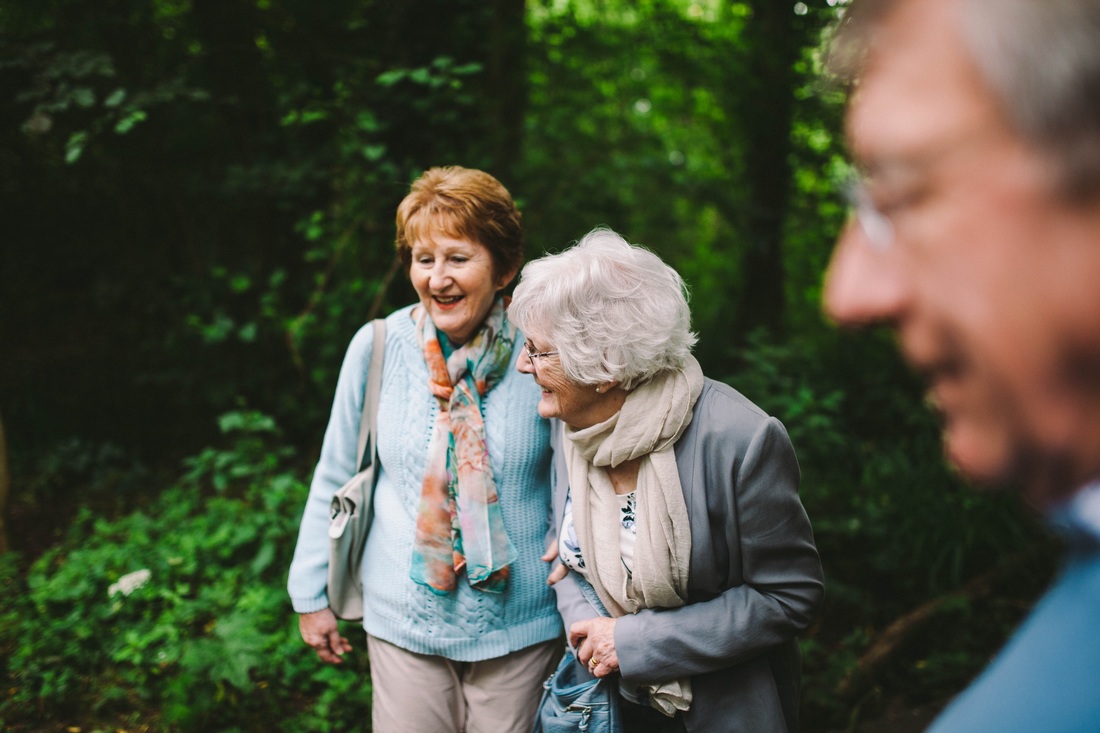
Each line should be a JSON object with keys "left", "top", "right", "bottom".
{"left": 287, "top": 323, "right": 378, "bottom": 613}
{"left": 614, "top": 415, "right": 824, "bottom": 683}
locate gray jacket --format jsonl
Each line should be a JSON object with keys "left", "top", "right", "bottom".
{"left": 549, "top": 377, "right": 824, "bottom": 732}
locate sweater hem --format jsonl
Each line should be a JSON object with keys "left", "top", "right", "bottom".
{"left": 363, "top": 611, "right": 563, "bottom": 662}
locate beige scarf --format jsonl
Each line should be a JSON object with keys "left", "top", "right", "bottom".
{"left": 563, "top": 356, "right": 704, "bottom": 716}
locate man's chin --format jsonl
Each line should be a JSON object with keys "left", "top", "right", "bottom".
{"left": 945, "top": 426, "right": 1079, "bottom": 509}
{"left": 942, "top": 423, "right": 1015, "bottom": 488}
{"left": 1010, "top": 447, "right": 1082, "bottom": 510}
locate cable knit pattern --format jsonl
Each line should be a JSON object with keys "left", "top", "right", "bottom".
{"left": 288, "top": 304, "right": 561, "bottom": 661}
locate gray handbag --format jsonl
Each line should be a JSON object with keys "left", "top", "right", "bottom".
{"left": 326, "top": 318, "right": 385, "bottom": 621}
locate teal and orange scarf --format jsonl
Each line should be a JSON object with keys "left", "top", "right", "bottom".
{"left": 410, "top": 296, "right": 518, "bottom": 594}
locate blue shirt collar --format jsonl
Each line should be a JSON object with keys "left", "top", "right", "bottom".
{"left": 1048, "top": 481, "right": 1100, "bottom": 546}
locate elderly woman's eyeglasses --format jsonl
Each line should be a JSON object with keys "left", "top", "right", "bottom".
{"left": 845, "top": 177, "right": 896, "bottom": 250}
{"left": 524, "top": 341, "right": 558, "bottom": 369}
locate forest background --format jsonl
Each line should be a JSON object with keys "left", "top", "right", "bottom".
{"left": 0, "top": 0, "right": 1061, "bottom": 731}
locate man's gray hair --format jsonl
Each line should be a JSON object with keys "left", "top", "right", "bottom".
{"left": 961, "top": 0, "right": 1100, "bottom": 199}
{"left": 510, "top": 227, "right": 697, "bottom": 391}
{"left": 829, "top": 0, "right": 1100, "bottom": 198}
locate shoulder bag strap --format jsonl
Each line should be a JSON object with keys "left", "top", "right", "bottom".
{"left": 354, "top": 319, "right": 386, "bottom": 472}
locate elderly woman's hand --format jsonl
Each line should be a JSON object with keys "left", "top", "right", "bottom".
{"left": 569, "top": 617, "right": 619, "bottom": 677}
{"left": 299, "top": 608, "right": 353, "bottom": 664}
{"left": 542, "top": 541, "right": 569, "bottom": 585}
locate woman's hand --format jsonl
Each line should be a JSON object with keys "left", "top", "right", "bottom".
{"left": 569, "top": 617, "right": 619, "bottom": 677}
{"left": 299, "top": 608, "right": 353, "bottom": 664}
{"left": 543, "top": 541, "right": 569, "bottom": 585}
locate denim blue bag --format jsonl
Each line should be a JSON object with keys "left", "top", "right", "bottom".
{"left": 534, "top": 574, "right": 621, "bottom": 733}
{"left": 533, "top": 648, "right": 621, "bottom": 733}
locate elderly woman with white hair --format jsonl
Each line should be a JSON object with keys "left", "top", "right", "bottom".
{"left": 512, "top": 228, "right": 824, "bottom": 732}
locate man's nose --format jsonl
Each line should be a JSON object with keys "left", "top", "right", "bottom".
{"left": 822, "top": 222, "right": 908, "bottom": 327}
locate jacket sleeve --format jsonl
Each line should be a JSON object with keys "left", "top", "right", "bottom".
{"left": 286, "top": 322, "right": 378, "bottom": 613}
{"left": 546, "top": 418, "right": 603, "bottom": 637}
{"left": 553, "top": 568, "right": 603, "bottom": 640}
{"left": 614, "top": 414, "right": 824, "bottom": 683}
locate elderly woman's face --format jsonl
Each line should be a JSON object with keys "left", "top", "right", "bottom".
{"left": 410, "top": 234, "right": 511, "bottom": 346}
{"left": 517, "top": 336, "right": 614, "bottom": 429}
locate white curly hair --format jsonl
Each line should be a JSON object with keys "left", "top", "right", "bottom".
{"left": 510, "top": 227, "right": 697, "bottom": 391}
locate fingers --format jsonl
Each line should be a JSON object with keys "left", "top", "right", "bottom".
{"left": 299, "top": 609, "right": 353, "bottom": 665}
{"left": 326, "top": 628, "right": 353, "bottom": 655}
{"left": 311, "top": 630, "right": 352, "bottom": 664}
{"left": 573, "top": 635, "right": 617, "bottom": 678}
{"left": 576, "top": 635, "right": 619, "bottom": 677}
{"left": 568, "top": 617, "right": 604, "bottom": 649}
{"left": 569, "top": 618, "right": 618, "bottom": 677}
{"left": 587, "top": 650, "right": 619, "bottom": 678}
{"left": 568, "top": 620, "right": 588, "bottom": 650}
{"left": 314, "top": 634, "right": 352, "bottom": 664}
{"left": 542, "top": 540, "right": 569, "bottom": 585}
{"left": 547, "top": 562, "right": 568, "bottom": 586}
{"left": 314, "top": 643, "right": 343, "bottom": 664}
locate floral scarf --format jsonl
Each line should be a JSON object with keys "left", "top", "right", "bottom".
{"left": 409, "top": 296, "right": 518, "bottom": 594}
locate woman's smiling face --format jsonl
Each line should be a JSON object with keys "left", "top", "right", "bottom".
{"left": 516, "top": 336, "right": 623, "bottom": 429}
{"left": 409, "top": 234, "right": 513, "bottom": 345}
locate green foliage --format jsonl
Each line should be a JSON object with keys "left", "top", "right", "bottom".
{"left": 1, "top": 0, "right": 518, "bottom": 456}
{"left": 522, "top": 0, "right": 843, "bottom": 345}
{"left": 727, "top": 326, "right": 1049, "bottom": 608}
{"left": 6, "top": 438, "right": 155, "bottom": 562}
{"left": 6, "top": 40, "right": 205, "bottom": 163}
{"left": 0, "top": 413, "right": 371, "bottom": 731}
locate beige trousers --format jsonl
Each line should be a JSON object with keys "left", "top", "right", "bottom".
{"left": 367, "top": 634, "right": 561, "bottom": 733}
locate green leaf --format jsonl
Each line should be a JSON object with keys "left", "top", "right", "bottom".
{"left": 72, "top": 87, "right": 96, "bottom": 108}
{"left": 64, "top": 131, "right": 88, "bottom": 164}
{"left": 355, "top": 111, "right": 379, "bottom": 131}
{"left": 114, "top": 109, "right": 148, "bottom": 134}
{"left": 361, "top": 144, "right": 386, "bottom": 161}
{"left": 452, "top": 62, "right": 483, "bottom": 75}
{"left": 376, "top": 69, "right": 406, "bottom": 86}
{"left": 104, "top": 88, "right": 127, "bottom": 108}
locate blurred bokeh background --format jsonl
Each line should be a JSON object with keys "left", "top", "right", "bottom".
{"left": 0, "top": 1, "right": 1059, "bottom": 730}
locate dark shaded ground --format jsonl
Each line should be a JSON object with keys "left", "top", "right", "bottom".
{"left": 855, "top": 697, "right": 947, "bottom": 733}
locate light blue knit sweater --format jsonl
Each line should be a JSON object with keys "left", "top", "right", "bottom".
{"left": 287, "top": 304, "right": 562, "bottom": 661}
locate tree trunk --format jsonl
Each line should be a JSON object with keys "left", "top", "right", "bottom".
{"left": 0, "top": 412, "right": 10, "bottom": 553}
{"left": 732, "top": 0, "right": 806, "bottom": 338}
{"left": 483, "top": 0, "right": 528, "bottom": 181}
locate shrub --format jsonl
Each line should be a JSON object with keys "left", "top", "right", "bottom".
{"left": 0, "top": 412, "right": 372, "bottom": 732}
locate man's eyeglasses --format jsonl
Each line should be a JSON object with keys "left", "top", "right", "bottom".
{"left": 845, "top": 177, "right": 896, "bottom": 251}
{"left": 841, "top": 125, "right": 994, "bottom": 252}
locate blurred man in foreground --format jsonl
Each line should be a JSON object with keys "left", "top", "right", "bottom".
{"left": 823, "top": 0, "right": 1100, "bottom": 730}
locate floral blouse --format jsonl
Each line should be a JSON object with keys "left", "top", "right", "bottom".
{"left": 559, "top": 491, "right": 638, "bottom": 577}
